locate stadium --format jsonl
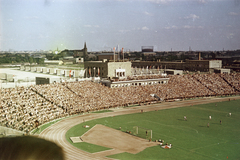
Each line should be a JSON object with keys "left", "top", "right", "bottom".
{"left": 1, "top": 68, "right": 240, "bottom": 159}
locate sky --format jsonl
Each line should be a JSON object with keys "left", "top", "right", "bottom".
{"left": 0, "top": 0, "right": 240, "bottom": 52}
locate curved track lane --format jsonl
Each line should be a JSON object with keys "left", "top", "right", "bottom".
{"left": 39, "top": 96, "right": 240, "bottom": 160}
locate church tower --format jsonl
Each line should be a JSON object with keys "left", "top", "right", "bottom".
{"left": 83, "top": 42, "right": 88, "bottom": 60}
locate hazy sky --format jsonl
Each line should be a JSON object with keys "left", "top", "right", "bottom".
{"left": 0, "top": 0, "right": 240, "bottom": 51}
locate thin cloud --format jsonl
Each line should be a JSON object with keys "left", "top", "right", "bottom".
{"left": 228, "top": 12, "right": 239, "bottom": 16}
{"left": 164, "top": 25, "right": 203, "bottom": 29}
{"left": 146, "top": 0, "right": 222, "bottom": 3}
{"left": 227, "top": 33, "right": 234, "bottom": 39}
{"left": 147, "top": 0, "right": 171, "bottom": 4}
{"left": 7, "top": 19, "right": 13, "bottom": 22}
{"left": 142, "top": 26, "right": 149, "bottom": 30}
{"left": 24, "top": 16, "right": 39, "bottom": 19}
{"left": 183, "top": 25, "right": 192, "bottom": 29}
{"left": 84, "top": 25, "right": 92, "bottom": 27}
{"left": 37, "top": 34, "right": 49, "bottom": 39}
{"left": 164, "top": 25, "right": 178, "bottom": 29}
{"left": 144, "top": 11, "right": 154, "bottom": 16}
{"left": 184, "top": 14, "right": 200, "bottom": 22}
{"left": 183, "top": 25, "right": 203, "bottom": 29}
{"left": 84, "top": 25, "right": 100, "bottom": 28}
{"left": 119, "top": 29, "right": 130, "bottom": 33}
{"left": 198, "top": 0, "right": 207, "bottom": 4}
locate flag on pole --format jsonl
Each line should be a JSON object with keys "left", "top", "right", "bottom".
{"left": 122, "top": 48, "right": 124, "bottom": 61}
{"left": 113, "top": 47, "right": 116, "bottom": 62}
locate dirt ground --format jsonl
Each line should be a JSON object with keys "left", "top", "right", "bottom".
{"left": 81, "top": 124, "right": 158, "bottom": 156}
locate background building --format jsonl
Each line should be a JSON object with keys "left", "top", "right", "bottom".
{"left": 60, "top": 42, "right": 88, "bottom": 60}
{"left": 97, "top": 53, "right": 118, "bottom": 61}
{"left": 84, "top": 60, "right": 131, "bottom": 79}
{"left": 132, "top": 60, "right": 222, "bottom": 72}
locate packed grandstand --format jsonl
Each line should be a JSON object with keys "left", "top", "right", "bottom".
{"left": 1, "top": 73, "right": 240, "bottom": 134}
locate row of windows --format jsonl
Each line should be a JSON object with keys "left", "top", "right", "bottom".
{"left": 85, "top": 67, "right": 104, "bottom": 77}
{"left": 116, "top": 72, "right": 125, "bottom": 77}
{"left": 111, "top": 81, "right": 167, "bottom": 88}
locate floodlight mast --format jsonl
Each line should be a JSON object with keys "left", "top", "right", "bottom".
{"left": 122, "top": 48, "right": 124, "bottom": 62}
{"left": 113, "top": 47, "right": 115, "bottom": 62}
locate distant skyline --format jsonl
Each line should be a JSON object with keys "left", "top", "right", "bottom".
{"left": 0, "top": 0, "right": 240, "bottom": 52}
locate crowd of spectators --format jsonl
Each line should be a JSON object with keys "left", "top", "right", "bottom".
{"left": 220, "top": 73, "right": 240, "bottom": 92}
{"left": 192, "top": 73, "right": 236, "bottom": 95}
{"left": 1, "top": 73, "right": 240, "bottom": 133}
{"left": 111, "top": 75, "right": 167, "bottom": 82}
{"left": 0, "top": 87, "right": 64, "bottom": 133}
{"left": 155, "top": 74, "right": 215, "bottom": 99}
{"left": 126, "top": 75, "right": 167, "bottom": 81}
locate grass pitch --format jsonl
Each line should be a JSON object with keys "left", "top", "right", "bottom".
{"left": 66, "top": 99, "right": 240, "bottom": 160}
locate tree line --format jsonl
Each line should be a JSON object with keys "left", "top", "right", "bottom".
{"left": 0, "top": 53, "right": 44, "bottom": 64}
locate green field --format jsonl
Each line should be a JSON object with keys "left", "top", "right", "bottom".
{"left": 66, "top": 100, "right": 240, "bottom": 160}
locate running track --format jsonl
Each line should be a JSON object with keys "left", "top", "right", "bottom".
{"left": 39, "top": 96, "right": 240, "bottom": 160}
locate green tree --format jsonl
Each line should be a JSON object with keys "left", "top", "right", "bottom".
{"left": 15, "top": 55, "right": 21, "bottom": 62}
{"left": 36, "top": 58, "right": 44, "bottom": 64}
{"left": 29, "top": 57, "right": 33, "bottom": 64}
